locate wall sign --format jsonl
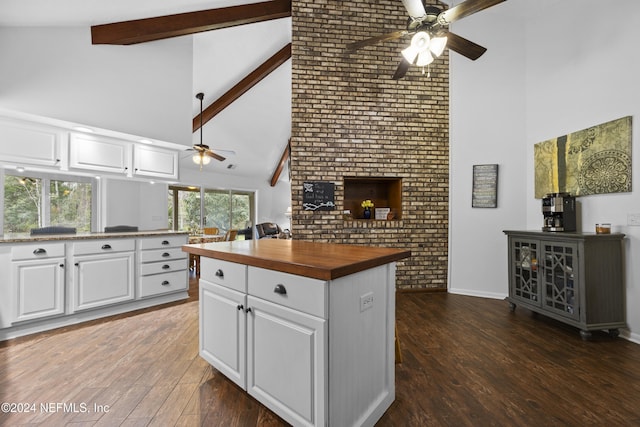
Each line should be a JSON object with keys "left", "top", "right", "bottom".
{"left": 472, "top": 164, "right": 499, "bottom": 208}
{"left": 303, "top": 182, "right": 335, "bottom": 211}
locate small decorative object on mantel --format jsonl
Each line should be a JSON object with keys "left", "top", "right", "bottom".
{"left": 303, "top": 181, "right": 336, "bottom": 211}
{"left": 375, "top": 207, "right": 391, "bottom": 220}
{"left": 361, "top": 199, "right": 374, "bottom": 219}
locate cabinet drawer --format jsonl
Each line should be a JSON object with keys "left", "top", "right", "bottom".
{"left": 139, "top": 235, "right": 187, "bottom": 250}
{"left": 139, "top": 270, "right": 187, "bottom": 298}
{"left": 73, "top": 239, "right": 135, "bottom": 255}
{"left": 200, "top": 258, "right": 247, "bottom": 293}
{"left": 12, "top": 242, "right": 65, "bottom": 260}
{"left": 140, "top": 259, "right": 187, "bottom": 276}
{"left": 140, "top": 248, "right": 187, "bottom": 263}
{"left": 248, "top": 267, "right": 327, "bottom": 318}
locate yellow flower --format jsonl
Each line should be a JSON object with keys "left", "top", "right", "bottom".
{"left": 361, "top": 199, "right": 374, "bottom": 208}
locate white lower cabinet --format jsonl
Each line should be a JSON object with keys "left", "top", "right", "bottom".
{"left": 199, "top": 258, "right": 327, "bottom": 427}
{"left": 11, "top": 243, "right": 66, "bottom": 323}
{"left": 72, "top": 239, "right": 135, "bottom": 311}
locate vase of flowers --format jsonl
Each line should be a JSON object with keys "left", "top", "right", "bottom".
{"left": 361, "top": 199, "right": 374, "bottom": 219}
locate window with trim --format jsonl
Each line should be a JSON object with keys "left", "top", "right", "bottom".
{"left": 168, "top": 186, "right": 254, "bottom": 236}
{"left": 3, "top": 172, "right": 94, "bottom": 234}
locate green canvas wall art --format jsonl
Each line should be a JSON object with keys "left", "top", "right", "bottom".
{"left": 534, "top": 116, "right": 632, "bottom": 198}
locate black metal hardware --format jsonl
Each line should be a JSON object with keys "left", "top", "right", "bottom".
{"left": 33, "top": 248, "right": 47, "bottom": 255}
{"left": 274, "top": 284, "right": 287, "bottom": 295}
{"left": 162, "top": 240, "right": 170, "bottom": 245}
{"left": 162, "top": 280, "right": 170, "bottom": 286}
{"left": 74, "top": 263, "right": 79, "bottom": 266}
{"left": 237, "top": 304, "right": 244, "bottom": 311}
{"left": 162, "top": 264, "right": 170, "bottom": 270}
{"left": 59, "top": 264, "right": 64, "bottom": 268}
{"left": 101, "top": 244, "right": 112, "bottom": 250}
{"left": 215, "top": 269, "right": 224, "bottom": 278}
{"left": 245, "top": 307, "right": 252, "bottom": 313}
{"left": 162, "top": 252, "right": 170, "bottom": 257}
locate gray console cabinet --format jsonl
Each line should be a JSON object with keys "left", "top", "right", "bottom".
{"left": 504, "top": 230, "right": 626, "bottom": 340}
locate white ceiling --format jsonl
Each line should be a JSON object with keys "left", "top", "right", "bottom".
{"left": 0, "top": 0, "right": 292, "bottom": 182}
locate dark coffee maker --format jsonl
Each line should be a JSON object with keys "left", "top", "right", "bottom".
{"left": 542, "top": 192, "right": 576, "bottom": 232}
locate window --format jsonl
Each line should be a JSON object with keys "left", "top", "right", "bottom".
{"left": 3, "top": 173, "right": 94, "bottom": 234}
{"left": 168, "top": 186, "right": 255, "bottom": 237}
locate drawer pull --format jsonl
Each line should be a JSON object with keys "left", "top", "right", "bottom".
{"left": 162, "top": 240, "right": 170, "bottom": 245}
{"left": 101, "top": 244, "right": 112, "bottom": 250}
{"left": 274, "top": 284, "right": 287, "bottom": 295}
{"left": 33, "top": 248, "right": 47, "bottom": 255}
{"left": 162, "top": 264, "right": 171, "bottom": 270}
{"left": 237, "top": 304, "right": 244, "bottom": 311}
{"left": 215, "top": 269, "right": 224, "bottom": 278}
{"left": 161, "top": 280, "right": 170, "bottom": 286}
{"left": 162, "top": 252, "right": 171, "bottom": 258}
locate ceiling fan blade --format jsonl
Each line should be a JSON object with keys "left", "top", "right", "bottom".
{"left": 205, "top": 150, "right": 226, "bottom": 162}
{"left": 392, "top": 58, "right": 412, "bottom": 80}
{"left": 401, "top": 0, "right": 427, "bottom": 19}
{"left": 446, "top": 32, "right": 487, "bottom": 60}
{"left": 346, "top": 30, "right": 407, "bottom": 52}
{"left": 440, "top": 0, "right": 506, "bottom": 24}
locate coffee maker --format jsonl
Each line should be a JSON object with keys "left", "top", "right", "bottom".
{"left": 542, "top": 192, "right": 576, "bottom": 232}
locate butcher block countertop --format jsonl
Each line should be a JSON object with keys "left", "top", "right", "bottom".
{"left": 182, "top": 239, "right": 411, "bottom": 280}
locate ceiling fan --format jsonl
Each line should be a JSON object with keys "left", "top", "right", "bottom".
{"left": 191, "top": 92, "right": 226, "bottom": 169}
{"left": 346, "top": 0, "right": 507, "bottom": 80}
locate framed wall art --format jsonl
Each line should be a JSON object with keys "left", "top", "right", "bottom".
{"left": 472, "top": 164, "right": 499, "bottom": 208}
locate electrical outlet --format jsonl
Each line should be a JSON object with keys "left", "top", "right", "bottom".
{"left": 628, "top": 213, "right": 640, "bottom": 226}
{"left": 360, "top": 292, "right": 374, "bottom": 312}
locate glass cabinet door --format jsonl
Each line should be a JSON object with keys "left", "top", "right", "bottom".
{"left": 542, "top": 242, "right": 579, "bottom": 320}
{"left": 510, "top": 239, "right": 540, "bottom": 306}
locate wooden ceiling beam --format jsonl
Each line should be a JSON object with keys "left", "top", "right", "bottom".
{"left": 270, "top": 140, "right": 290, "bottom": 187}
{"left": 91, "top": 0, "right": 291, "bottom": 45}
{"left": 193, "top": 43, "right": 291, "bottom": 132}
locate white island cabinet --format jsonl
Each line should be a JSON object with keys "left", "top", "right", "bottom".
{"left": 184, "top": 239, "right": 410, "bottom": 427}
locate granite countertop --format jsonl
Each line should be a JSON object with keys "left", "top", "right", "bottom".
{"left": 182, "top": 239, "right": 411, "bottom": 280}
{"left": 0, "top": 230, "right": 189, "bottom": 244}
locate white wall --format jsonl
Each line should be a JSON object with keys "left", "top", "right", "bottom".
{"left": 0, "top": 27, "right": 193, "bottom": 145}
{"left": 449, "top": 0, "right": 640, "bottom": 341}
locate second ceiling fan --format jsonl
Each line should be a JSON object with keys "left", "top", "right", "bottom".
{"left": 346, "top": 0, "right": 507, "bottom": 79}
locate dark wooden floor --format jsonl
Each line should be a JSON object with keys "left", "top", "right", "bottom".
{"left": 1, "top": 276, "right": 640, "bottom": 426}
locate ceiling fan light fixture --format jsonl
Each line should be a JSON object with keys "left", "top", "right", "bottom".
{"left": 430, "top": 36, "right": 448, "bottom": 57}
{"left": 416, "top": 51, "right": 434, "bottom": 67}
{"left": 193, "top": 152, "right": 211, "bottom": 166}
{"left": 411, "top": 31, "right": 431, "bottom": 52}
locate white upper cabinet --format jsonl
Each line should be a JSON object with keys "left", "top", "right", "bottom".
{"left": 0, "top": 118, "right": 66, "bottom": 168}
{"left": 69, "top": 133, "right": 132, "bottom": 175}
{"left": 133, "top": 144, "right": 179, "bottom": 180}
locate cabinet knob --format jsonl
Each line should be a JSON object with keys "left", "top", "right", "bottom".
{"left": 162, "top": 264, "right": 170, "bottom": 270}
{"left": 161, "top": 240, "right": 170, "bottom": 245}
{"left": 162, "top": 252, "right": 170, "bottom": 257}
{"left": 33, "top": 248, "right": 47, "bottom": 255}
{"left": 161, "top": 280, "right": 170, "bottom": 286}
{"left": 59, "top": 264, "right": 64, "bottom": 268}
{"left": 74, "top": 262, "right": 79, "bottom": 267}
{"left": 245, "top": 307, "right": 252, "bottom": 314}
{"left": 215, "top": 269, "right": 224, "bottom": 278}
{"left": 101, "top": 244, "right": 112, "bottom": 250}
{"left": 274, "top": 284, "right": 287, "bottom": 295}
{"left": 237, "top": 304, "right": 244, "bottom": 311}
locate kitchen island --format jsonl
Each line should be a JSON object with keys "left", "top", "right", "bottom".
{"left": 0, "top": 230, "right": 189, "bottom": 340}
{"left": 182, "top": 239, "right": 410, "bottom": 427}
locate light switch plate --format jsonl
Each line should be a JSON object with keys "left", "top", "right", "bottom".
{"left": 628, "top": 213, "right": 640, "bottom": 226}
{"left": 360, "top": 292, "right": 374, "bottom": 312}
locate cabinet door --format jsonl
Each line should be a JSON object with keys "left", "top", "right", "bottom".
{"left": 541, "top": 241, "right": 579, "bottom": 320}
{"left": 200, "top": 279, "right": 246, "bottom": 388}
{"left": 133, "top": 145, "right": 178, "bottom": 179}
{"left": 69, "top": 133, "right": 131, "bottom": 175}
{"left": 13, "top": 259, "right": 65, "bottom": 323}
{"left": 246, "top": 296, "right": 326, "bottom": 427}
{"left": 0, "top": 118, "right": 64, "bottom": 167}
{"left": 72, "top": 252, "right": 135, "bottom": 311}
{"left": 509, "top": 238, "right": 541, "bottom": 307}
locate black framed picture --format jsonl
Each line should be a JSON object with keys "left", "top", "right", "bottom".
{"left": 472, "top": 164, "right": 498, "bottom": 208}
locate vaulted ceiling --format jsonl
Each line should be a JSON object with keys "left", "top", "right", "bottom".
{"left": 0, "top": 0, "right": 292, "bottom": 182}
